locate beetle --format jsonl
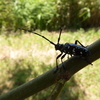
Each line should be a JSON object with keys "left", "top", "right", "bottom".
{"left": 20, "top": 28, "right": 92, "bottom": 73}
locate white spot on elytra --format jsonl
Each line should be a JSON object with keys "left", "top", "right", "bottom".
{"left": 80, "top": 52, "right": 82, "bottom": 54}
{"left": 68, "top": 46, "right": 70, "bottom": 49}
{"left": 72, "top": 48, "right": 75, "bottom": 52}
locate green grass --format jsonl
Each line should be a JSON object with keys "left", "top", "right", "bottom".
{"left": 0, "top": 29, "right": 100, "bottom": 100}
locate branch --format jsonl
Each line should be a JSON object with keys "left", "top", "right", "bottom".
{"left": 0, "top": 39, "right": 100, "bottom": 100}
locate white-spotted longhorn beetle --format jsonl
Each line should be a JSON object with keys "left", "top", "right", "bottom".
{"left": 20, "top": 28, "right": 92, "bottom": 73}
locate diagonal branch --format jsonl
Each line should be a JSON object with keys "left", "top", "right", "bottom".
{"left": 0, "top": 39, "right": 100, "bottom": 100}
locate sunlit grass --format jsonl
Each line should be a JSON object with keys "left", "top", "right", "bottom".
{"left": 0, "top": 29, "right": 100, "bottom": 100}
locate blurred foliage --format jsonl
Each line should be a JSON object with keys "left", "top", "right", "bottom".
{"left": 0, "top": 0, "right": 15, "bottom": 31}
{"left": 0, "top": 0, "right": 100, "bottom": 31}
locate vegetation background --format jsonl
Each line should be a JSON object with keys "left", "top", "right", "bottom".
{"left": 0, "top": 0, "right": 100, "bottom": 100}
{"left": 0, "top": 0, "right": 100, "bottom": 31}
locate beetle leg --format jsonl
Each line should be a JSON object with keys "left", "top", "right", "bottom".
{"left": 84, "top": 57, "right": 93, "bottom": 65}
{"left": 75, "top": 40, "right": 86, "bottom": 47}
{"left": 61, "top": 53, "right": 66, "bottom": 69}
{"left": 54, "top": 52, "right": 63, "bottom": 73}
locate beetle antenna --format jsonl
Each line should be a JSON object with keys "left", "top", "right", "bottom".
{"left": 19, "top": 28, "right": 56, "bottom": 46}
{"left": 57, "top": 27, "right": 63, "bottom": 44}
